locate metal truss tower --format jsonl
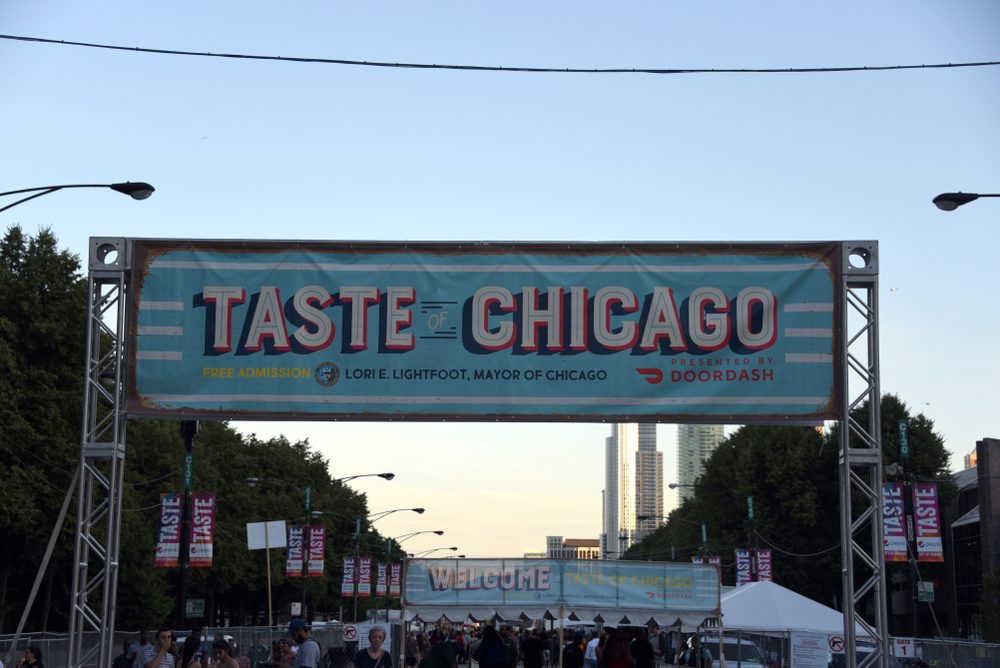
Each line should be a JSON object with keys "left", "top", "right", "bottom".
{"left": 838, "top": 241, "right": 890, "bottom": 668}
{"left": 68, "top": 239, "right": 130, "bottom": 668}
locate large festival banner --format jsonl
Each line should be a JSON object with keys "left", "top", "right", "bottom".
{"left": 359, "top": 557, "right": 372, "bottom": 596}
{"left": 913, "top": 483, "right": 944, "bottom": 562}
{"left": 755, "top": 549, "right": 773, "bottom": 581}
{"left": 376, "top": 563, "right": 388, "bottom": 596}
{"left": 734, "top": 549, "right": 752, "bottom": 586}
{"left": 126, "top": 241, "right": 841, "bottom": 423}
{"left": 189, "top": 493, "right": 216, "bottom": 567}
{"left": 404, "top": 558, "right": 720, "bottom": 612}
{"left": 308, "top": 525, "right": 325, "bottom": 576}
{"left": 390, "top": 563, "right": 402, "bottom": 596}
{"left": 155, "top": 493, "right": 182, "bottom": 567}
{"left": 342, "top": 557, "right": 355, "bottom": 596}
{"left": 286, "top": 525, "right": 304, "bottom": 577}
{"left": 882, "top": 483, "right": 907, "bottom": 562}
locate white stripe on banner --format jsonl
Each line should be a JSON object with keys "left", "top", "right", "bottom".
{"left": 136, "top": 351, "right": 183, "bottom": 361}
{"left": 143, "top": 393, "right": 829, "bottom": 406}
{"left": 784, "top": 303, "right": 834, "bottom": 312}
{"left": 150, "top": 260, "right": 830, "bottom": 274}
{"left": 139, "top": 301, "right": 185, "bottom": 310}
{"left": 785, "top": 353, "right": 834, "bottom": 363}
{"left": 138, "top": 326, "right": 184, "bottom": 336}
{"left": 784, "top": 328, "right": 833, "bottom": 338}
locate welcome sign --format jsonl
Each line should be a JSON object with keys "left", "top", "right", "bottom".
{"left": 127, "top": 240, "right": 841, "bottom": 422}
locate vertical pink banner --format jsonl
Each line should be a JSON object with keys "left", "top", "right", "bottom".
{"left": 913, "top": 483, "right": 944, "bottom": 562}
{"left": 755, "top": 549, "right": 773, "bottom": 581}
{"left": 308, "top": 526, "right": 325, "bottom": 576}
{"left": 882, "top": 483, "right": 907, "bottom": 561}
{"left": 735, "top": 549, "right": 752, "bottom": 586}
{"left": 359, "top": 556, "right": 372, "bottom": 596}
{"left": 389, "top": 563, "right": 401, "bottom": 596}
{"left": 375, "top": 563, "right": 388, "bottom": 595}
{"left": 155, "top": 493, "right": 182, "bottom": 567}
{"left": 189, "top": 493, "right": 216, "bottom": 567}
{"left": 342, "top": 557, "right": 355, "bottom": 596}
{"left": 286, "top": 525, "right": 304, "bottom": 577}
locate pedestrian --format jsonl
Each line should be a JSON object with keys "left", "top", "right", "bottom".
{"left": 22, "top": 647, "right": 44, "bottom": 668}
{"left": 604, "top": 628, "right": 632, "bottom": 668}
{"left": 246, "top": 635, "right": 270, "bottom": 668}
{"left": 213, "top": 639, "right": 239, "bottom": 668}
{"left": 129, "top": 630, "right": 156, "bottom": 668}
{"left": 562, "top": 635, "right": 584, "bottom": 668}
{"left": 583, "top": 632, "right": 600, "bottom": 668}
{"left": 499, "top": 628, "right": 517, "bottom": 668}
{"left": 472, "top": 626, "right": 506, "bottom": 668}
{"left": 182, "top": 636, "right": 205, "bottom": 668}
{"left": 354, "top": 626, "right": 391, "bottom": 668}
{"left": 518, "top": 630, "right": 544, "bottom": 668}
{"left": 286, "top": 619, "right": 320, "bottom": 668}
{"left": 279, "top": 640, "right": 297, "bottom": 668}
{"left": 680, "top": 638, "right": 710, "bottom": 668}
{"left": 630, "top": 630, "right": 653, "bottom": 668}
{"left": 406, "top": 632, "right": 419, "bottom": 668}
{"left": 114, "top": 641, "right": 132, "bottom": 668}
{"left": 419, "top": 635, "right": 457, "bottom": 668}
{"left": 147, "top": 628, "right": 176, "bottom": 668}
{"left": 672, "top": 642, "right": 686, "bottom": 668}
{"left": 646, "top": 625, "right": 672, "bottom": 667}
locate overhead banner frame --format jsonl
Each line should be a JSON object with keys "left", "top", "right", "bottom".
{"left": 125, "top": 239, "right": 842, "bottom": 423}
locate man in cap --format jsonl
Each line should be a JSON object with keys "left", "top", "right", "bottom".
{"left": 562, "top": 634, "right": 585, "bottom": 668}
{"left": 287, "top": 619, "right": 321, "bottom": 668}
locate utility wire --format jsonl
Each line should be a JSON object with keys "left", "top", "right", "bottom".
{"left": 2, "top": 34, "right": 998, "bottom": 75}
{"left": 753, "top": 531, "right": 840, "bottom": 557}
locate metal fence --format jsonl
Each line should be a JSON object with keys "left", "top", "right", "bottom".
{"left": 1, "top": 624, "right": 404, "bottom": 668}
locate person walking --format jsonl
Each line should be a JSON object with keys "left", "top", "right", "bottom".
{"left": 247, "top": 635, "right": 270, "bottom": 668}
{"left": 147, "top": 628, "right": 176, "bottom": 668}
{"left": 213, "top": 640, "right": 240, "bottom": 668}
{"left": 583, "top": 632, "right": 599, "bottom": 668}
{"left": 471, "top": 627, "right": 506, "bottom": 668}
{"left": 629, "top": 630, "right": 653, "bottom": 668}
{"left": 354, "top": 626, "right": 392, "bottom": 668}
{"left": 114, "top": 641, "right": 132, "bottom": 668}
{"left": 129, "top": 631, "right": 156, "bottom": 668}
{"left": 22, "top": 647, "right": 44, "bottom": 668}
{"left": 181, "top": 636, "right": 205, "bottom": 668}
{"left": 287, "top": 619, "right": 321, "bottom": 668}
{"left": 518, "top": 630, "right": 543, "bottom": 668}
{"left": 419, "top": 635, "right": 456, "bottom": 668}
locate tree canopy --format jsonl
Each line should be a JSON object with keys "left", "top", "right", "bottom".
{"left": 627, "top": 395, "right": 956, "bottom": 613}
{"left": 0, "top": 226, "right": 391, "bottom": 633}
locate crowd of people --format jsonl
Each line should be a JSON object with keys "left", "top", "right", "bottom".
{"left": 113, "top": 620, "right": 712, "bottom": 668}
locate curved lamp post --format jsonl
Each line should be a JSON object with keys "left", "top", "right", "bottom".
{"left": 245, "top": 473, "right": 394, "bottom": 620}
{"left": 932, "top": 192, "right": 999, "bottom": 211}
{"left": 636, "top": 513, "right": 709, "bottom": 559}
{"left": 0, "top": 182, "right": 155, "bottom": 213}
{"left": 410, "top": 546, "right": 459, "bottom": 558}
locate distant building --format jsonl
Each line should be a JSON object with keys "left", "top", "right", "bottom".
{"left": 602, "top": 424, "right": 661, "bottom": 558}
{"left": 676, "top": 425, "right": 725, "bottom": 501}
{"left": 965, "top": 447, "right": 978, "bottom": 469}
{"left": 524, "top": 548, "right": 546, "bottom": 559}
{"left": 546, "top": 536, "right": 600, "bottom": 560}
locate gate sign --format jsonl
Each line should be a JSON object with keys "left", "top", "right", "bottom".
{"left": 126, "top": 241, "right": 841, "bottom": 422}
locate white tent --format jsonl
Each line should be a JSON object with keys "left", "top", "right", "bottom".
{"left": 720, "top": 580, "right": 870, "bottom": 637}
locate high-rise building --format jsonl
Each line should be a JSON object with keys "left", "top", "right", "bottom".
{"left": 602, "top": 423, "right": 660, "bottom": 558}
{"left": 676, "top": 424, "right": 725, "bottom": 501}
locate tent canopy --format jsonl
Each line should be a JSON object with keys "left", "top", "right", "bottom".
{"left": 402, "top": 558, "right": 720, "bottom": 630}
{"left": 720, "top": 580, "right": 869, "bottom": 637}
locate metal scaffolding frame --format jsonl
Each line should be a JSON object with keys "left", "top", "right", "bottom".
{"left": 66, "top": 238, "right": 888, "bottom": 668}
{"left": 68, "top": 239, "right": 130, "bottom": 668}
{"left": 838, "top": 241, "right": 890, "bottom": 668}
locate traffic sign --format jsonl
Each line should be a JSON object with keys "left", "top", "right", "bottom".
{"left": 343, "top": 625, "right": 358, "bottom": 641}
{"left": 828, "top": 636, "right": 845, "bottom": 654}
{"left": 918, "top": 581, "right": 935, "bottom": 602}
{"left": 185, "top": 598, "right": 204, "bottom": 618}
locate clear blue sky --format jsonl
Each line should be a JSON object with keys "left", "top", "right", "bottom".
{"left": 2, "top": 1, "right": 998, "bottom": 561}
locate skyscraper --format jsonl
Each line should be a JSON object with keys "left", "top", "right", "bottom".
{"left": 676, "top": 424, "right": 725, "bottom": 501}
{"left": 602, "top": 423, "right": 661, "bottom": 558}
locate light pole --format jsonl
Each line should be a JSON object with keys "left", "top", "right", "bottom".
{"left": 379, "top": 531, "right": 444, "bottom": 621}
{"left": 0, "top": 182, "right": 155, "bottom": 213}
{"left": 669, "top": 482, "right": 756, "bottom": 574}
{"left": 636, "top": 514, "right": 709, "bottom": 557}
{"left": 246, "top": 473, "right": 394, "bottom": 620}
{"left": 314, "top": 507, "right": 425, "bottom": 622}
{"left": 932, "top": 192, "right": 1000, "bottom": 211}
{"left": 409, "top": 547, "right": 459, "bottom": 558}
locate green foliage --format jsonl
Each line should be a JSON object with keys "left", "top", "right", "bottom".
{"left": 627, "top": 393, "right": 955, "bottom": 610}
{"left": 0, "top": 226, "right": 381, "bottom": 632}
{"left": 978, "top": 566, "right": 1000, "bottom": 642}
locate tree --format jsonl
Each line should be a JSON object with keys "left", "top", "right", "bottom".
{"left": 979, "top": 565, "right": 1000, "bottom": 642}
{"left": 628, "top": 394, "right": 955, "bottom": 613}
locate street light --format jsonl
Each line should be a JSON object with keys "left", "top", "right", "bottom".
{"left": 245, "top": 473, "right": 394, "bottom": 620}
{"left": 312, "top": 507, "right": 424, "bottom": 622}
{"left": 932, "top": 192, "right": 1000, "bottom": 211}
{"left": 0, "top": 182, "right": 155, "bottom": 213}
{"left": 410, "top": 547, "right": 459, "bottom": 558}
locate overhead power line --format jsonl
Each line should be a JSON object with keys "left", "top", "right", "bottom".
{"left": 2, "top": 34, "right": 998, "bottom": 75}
